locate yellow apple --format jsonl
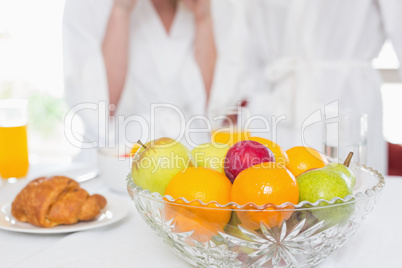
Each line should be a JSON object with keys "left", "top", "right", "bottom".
{"left": 191, "top": 142, "right": 230, "bottom": 174}
{"left": 131, "top": 137, "right": 193, "bottom": 195}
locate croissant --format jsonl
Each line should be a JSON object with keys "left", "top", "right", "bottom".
{"left": 11, "top": 176, "right": 107, "bottom": 228}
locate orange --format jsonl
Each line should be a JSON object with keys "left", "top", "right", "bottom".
{"left": 131, "top": 143, "right": 141, "bottom": 155}
{"left": 248, "top": 137, "right": 290, "bottom": 168}
{"left": 286, "top": 146, "right": 328, "bottom": 177}
{"left": 231, "top": 163, "right": 299, "bottom": 230}
{"left": 121, "top": 143, "right": 141, "bottom": 158}
{"left": 164, "top": 167, "right": 232, "bottom": 242}
{"left": 211, "top": 129, "right": 251, "bottom": 146}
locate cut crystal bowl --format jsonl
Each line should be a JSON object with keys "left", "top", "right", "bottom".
{"left": 127, "top": 164, "right": 384, "bottom": 268}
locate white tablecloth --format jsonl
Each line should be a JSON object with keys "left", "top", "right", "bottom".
{"left": 1, "top": 162, "right": 401, "bottom": 268}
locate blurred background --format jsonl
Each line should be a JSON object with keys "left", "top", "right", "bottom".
{"left": 0, "top": 0, "right": 80, "bottom": 165}
{"left": 0, "top": 0, "right": 401, "bottom": 173}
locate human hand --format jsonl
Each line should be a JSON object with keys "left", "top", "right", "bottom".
{"left": 183, "top": 0, "right": 211, "bottom": 22}
{"left": 113, "top": 0, "right": 137, "bottom": 13}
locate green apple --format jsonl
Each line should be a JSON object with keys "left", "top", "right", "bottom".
{"left": 131, "top": 137, "right": 193, "bottom": 195}
{"left": 191, "top": 142, "right": 229, "bottom": 174}
{"left": 297, "top": 169, "right": 353, "bottom": 227}
{"left": 134, "top": 140, "right": 151, "bottom": 156}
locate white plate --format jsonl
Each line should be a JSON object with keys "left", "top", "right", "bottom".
{"left": 0, "top": 196, "right": 130, "bottom": 234}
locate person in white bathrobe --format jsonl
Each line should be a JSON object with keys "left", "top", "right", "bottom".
{"left": 63, "top": 0, "right": 242, "bottom": 150}
{"left": 242, "top": 0, "right": 402, "bottom": 173}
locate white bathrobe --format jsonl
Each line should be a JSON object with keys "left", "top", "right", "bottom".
{"left": 62, "top": 0, "right": 243, "bottom": 149}
{"left": 243, "top": 0, "right": 402, "bottom": 173}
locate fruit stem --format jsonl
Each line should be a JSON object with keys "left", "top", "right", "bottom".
{"left": 137, "top": 140, "right": 147, "bottom": 150}
{"left": 343, "top": 152, "right": 353, "bottom": 167}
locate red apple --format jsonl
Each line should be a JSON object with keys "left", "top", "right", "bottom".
{"left": 224, "top": 140, "right": 275, "bottom": 183}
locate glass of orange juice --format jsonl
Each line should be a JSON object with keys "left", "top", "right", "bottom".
{"left": 210, "top": 105, "right": 251, "bottom": 146}
{"left": 0, "top": 99, "right": 29, "bottom": 180}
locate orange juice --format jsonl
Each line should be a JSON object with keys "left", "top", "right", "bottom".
{"left": 211, "top": 129, "right": 251, "bottom": 146}
{"left": 0, "top": 125, "right": 29, "bottom": 178}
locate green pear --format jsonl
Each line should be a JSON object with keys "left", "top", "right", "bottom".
{"left": 297, "top": 168, "right": 353, "bottom": 227}
{"left": 311, "top": 199, "right": 355, "bottom": 228}
{"left": 285, "top": 210, "right": 320, "bottom": 233}
{"left": 222, "top": 212, "right": 254, "bottom": 254}
{"left": 326, "top": 162, "right": 356, "bottom": 191}
{"left": 223, "top": 212, "right": 252, "bottom": 240}
{"left": 297, "top": 169, "right": 352, "bottom": 203}
{"left": 191, "top": 142, "right": 230, "bottom": 174}
{"left": 131, "top": 137, "right": 193, "bottom": 195}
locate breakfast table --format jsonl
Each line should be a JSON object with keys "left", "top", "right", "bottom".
{"left": 1, "top": 160, "right": 401, "bottom": 268}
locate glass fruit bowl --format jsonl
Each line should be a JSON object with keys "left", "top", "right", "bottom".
{"left": 126, "top": 163, "right": 384, "bottom": 268}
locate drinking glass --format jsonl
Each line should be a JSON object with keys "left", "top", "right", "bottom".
{"left": 324, "top": 112, "right": 368, "bottom": 164}
{"left": 210, "top": 105, "right": 251, "bottom": 146}
{"left": 0, "top": 99, "right": 29, "bottom": 180}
